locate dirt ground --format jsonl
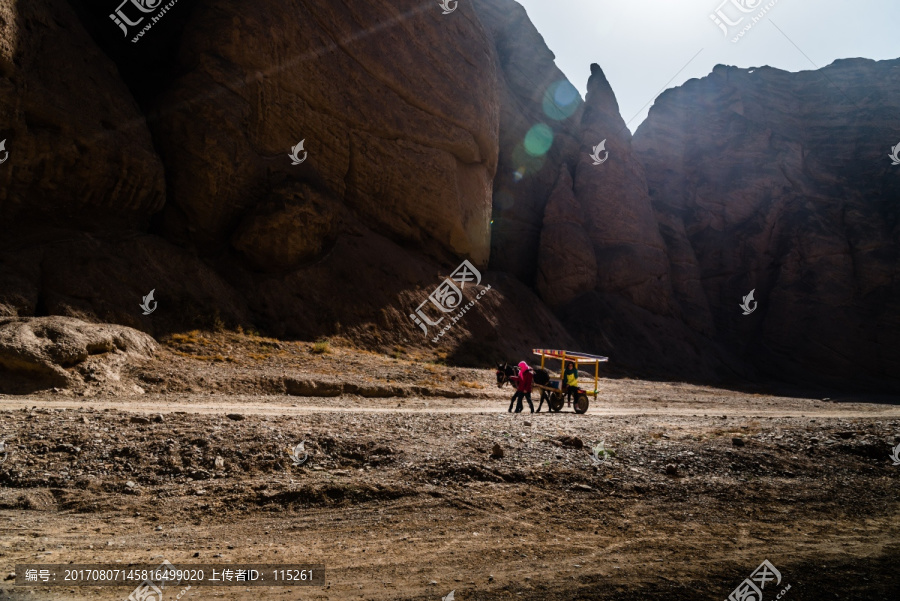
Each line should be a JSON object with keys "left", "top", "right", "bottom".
{"left": 1, "top": 333, "right": 899, "bottom": 600}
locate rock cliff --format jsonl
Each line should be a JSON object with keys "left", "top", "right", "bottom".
{"left": 633, "top": 59, "right": 900, "bottom": 388}
{"left": 0, "top": 0, "right": 896, "bottom": 390}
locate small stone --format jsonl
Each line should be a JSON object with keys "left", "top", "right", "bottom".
{"left": 130, "top": 416, "right": 151, "bottom": 425}
{"left": 488, "top": 575, "right": 494, "bottom": 582}
{"left": 732, "top": 437, "right": 745, "bottom": 447}
{"left": 193, "top": 552, "right": 200, "bottom": 558}
{"left": 490, "top": 443, "right": 504, "bottom": 459}
{"left": 125, "top": 481, "right": 136, "bottom": 488}
{"left": 214, "top": 456, "right": 225, "bottom": 469}
{"left": 155, "top": 526, "right": 163, "bottom": 531}
{"left": 558, "top": 435, "right": 584, "bottom": 449}
{"left": 80, "top": 416, "right": 89, "bottom": 424}
{"left": 226, "top": 414, "right": 245, "bottom": 421}
{"left": 153, "top": 414, "right": 165, "bottom": 423}
{"left": 428, "top": 580, "right": 438, "bottom": 586}
{"left": 5, "top": 573, "right": 15, "bottom": 581}
{"left": 665, "top": 464, "right": 678, "bottom": 476}
{"left": 523, "top": 421, "right": 532, "bottom": 427}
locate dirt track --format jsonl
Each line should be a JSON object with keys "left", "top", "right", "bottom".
{"left": 1, "top": 335, "right": 899, "bottom": 600}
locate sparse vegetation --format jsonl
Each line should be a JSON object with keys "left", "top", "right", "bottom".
{"left": 167, "top": 330, "right": 209, "bottom": 345}
{"left": 312, "top": 339, "right": 331, "bottom": 354}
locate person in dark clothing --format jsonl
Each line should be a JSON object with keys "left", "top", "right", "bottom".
{"left": 507, "top": 361, "right": 535, "bottom": 413}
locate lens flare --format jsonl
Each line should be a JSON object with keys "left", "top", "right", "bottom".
{"left": 511, "top": 142, "right": 547, "bottom": 177}
{"left": 543, "top": 80, "right": 580, "bottom": 121}
{"left": 523, "top": 123, "right": 554, "bottom": 157}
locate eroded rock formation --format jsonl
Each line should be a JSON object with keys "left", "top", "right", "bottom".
{"left": 155, "top": 0, "right": 498, "bottom": 268}
{"left": 0, "top": 0, "right": 896, "bottom": 391}
{"left": 633, "top": 59, "right": 900, "bottom": 387}
{"left": 572, "top": 64, "right": 672, "bottom": 315}
{"left": 0, "top": 0, "right": 164, "bottom": 227}
{"left": 474, "top": 0, "right": 583, "bottom": 283}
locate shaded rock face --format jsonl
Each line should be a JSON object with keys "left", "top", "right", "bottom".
{"left": 0, "top": 0, "right": 165, "bottom": 228}
{"left": 230, "top": 183, "right": 339, "bottom": 272}
{"left": 0, "top": 0, "right": 574, "bottom": 366}
{"left": 473, "top": 0, "right": 583, "bottom": 284}
{"left": 573, "top": 64, "right": 672, "bottom": 316}
{"left": 0, "top": 229, "right": 250, "bottom": 334}
{"left": 529, "top": 64, "right": 731, "bottom": 380}
{"left": 155, "top": 0, "right": 498, "bottom": 267}
{"left": 633, "top": 59, "right": 900, "bottom": 387}
{"left": 0, "top": 316, "right": 157, "bottom": 393}
{"left": 536, "top": 166, "right": 597, "bottom": 308}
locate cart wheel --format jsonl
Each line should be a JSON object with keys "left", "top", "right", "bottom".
{"left": 574, "top": 394, "right": 589, "bottom": 414}
{"left": 549, "top": 392, "right": 564, "bottom": 412}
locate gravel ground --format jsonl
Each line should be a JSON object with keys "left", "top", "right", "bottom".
{"left": 0, "top": 334, "right": 899, "bottom": 600}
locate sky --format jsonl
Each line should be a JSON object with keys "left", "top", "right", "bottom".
{"left": 514, "top": 0, "right": 900, "bottom": 133}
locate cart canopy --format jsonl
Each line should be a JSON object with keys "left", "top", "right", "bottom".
{"left": 532, "top": 349, "right": 608, "bottom": 364}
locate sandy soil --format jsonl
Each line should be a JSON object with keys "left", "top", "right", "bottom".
{"left": 1, "top": 334, "right": 899, "bottom": 600}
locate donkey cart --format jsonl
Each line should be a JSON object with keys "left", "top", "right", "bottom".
{"left": 531, "top": 349, "right": 608, "bottom": 414}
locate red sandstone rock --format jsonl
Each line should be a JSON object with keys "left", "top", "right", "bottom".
{"left": 634, "top": 59, "right": 900, "bottom": 386}
{"left": 0, "top": 0, "right": 164, "bottom": 226}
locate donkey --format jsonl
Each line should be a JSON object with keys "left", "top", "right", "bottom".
{"left": 495, "top": 362, "right": 554, "bottom": 411}
{"left": 495, "top": 362, "right": 518, "bottom": 388}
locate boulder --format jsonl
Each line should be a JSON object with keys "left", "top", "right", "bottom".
{"left": 0, "top": 316, "right": 157, "bottom": 393}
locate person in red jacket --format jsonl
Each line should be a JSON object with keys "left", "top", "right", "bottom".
{"left": 507, "top": 360, "right": 535, "bottom": 414}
